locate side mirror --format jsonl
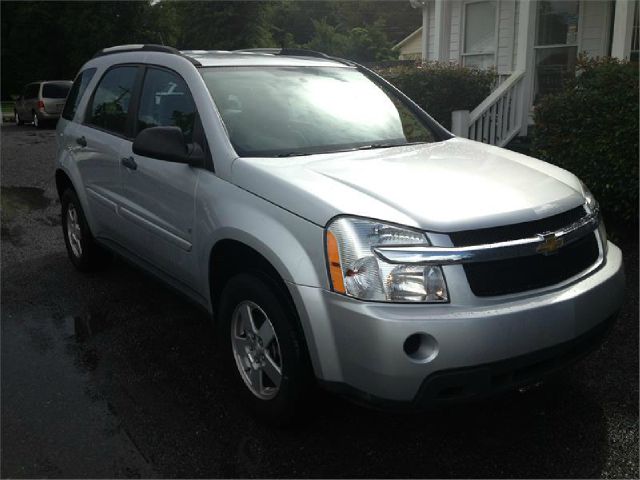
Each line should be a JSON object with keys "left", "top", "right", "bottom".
{"left": 132, "top": 126, "right": 204, "bottom": 167}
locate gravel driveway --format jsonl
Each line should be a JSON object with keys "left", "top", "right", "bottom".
{"left": 1, "top": 123, "right": 638, "bottom": 478}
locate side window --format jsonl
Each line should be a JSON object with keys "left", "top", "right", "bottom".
{"left": 87, "top": 66, "right": 138, "bottom": 136}
{"left": 136, "top": 68, "right": 196, "bottom": 142}
{"left": 62, "top": 68, "right": 97, "bottom": 121}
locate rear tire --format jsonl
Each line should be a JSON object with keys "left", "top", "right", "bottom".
{"left": 32, "top": 111, "right": 43, "bottom": 129}
{"left": 217, "top": 273, "right": 312, "bottom": 426}
{"left": 61, "top": 188, "right": 111, "bottom": 272}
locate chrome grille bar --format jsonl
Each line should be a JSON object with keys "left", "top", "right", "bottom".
{"left": 373, "top": 209, "right": 600, "bottom": 266}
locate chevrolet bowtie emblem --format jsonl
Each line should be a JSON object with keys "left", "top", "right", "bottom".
{"left": 537, "top": 233, "right": 564, "bottom": 255}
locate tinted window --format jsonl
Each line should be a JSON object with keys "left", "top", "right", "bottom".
{"left": 136, "top": 68, "right": 196, "bottom": 142}
{"left": 24, "top": 84, "right": 39, "bottom": 99}
{"left": 62, "top": 69, "right": 97, "bottom": 121}
{"left": 200, "top": 67, "right": 436, "bottom": 157}
{"left": 87, "top": 66, "right": 138, "bottom": 136}
{"left": 42, "top": 82, "right": 71, "bottom": 99}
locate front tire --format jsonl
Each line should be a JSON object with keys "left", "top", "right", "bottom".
{"left": 61, "top": 189, "right": 111, "bottom": 272}
{"left": 218, "top": 273, "right": 312, "bottom": 425}
{"left": 14, "top": 111, "right": 24, "bottom": 125}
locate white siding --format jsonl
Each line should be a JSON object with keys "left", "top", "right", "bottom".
{"left": 427, "top": 1, "right": 436, "bottom": 60}
{"left": 497, "top": 0, "right": 517, "bottom": 73}
{"left": 405, "top": 0, "right": 614, "bottom": 67}
{"left": 580, "top": 0, "right": 611, "bottom": 58}
{"left": 512, "top": 0, "right": 519, "bottom": 69}
{"left": 449, "top": 0, "right": 463, "bottom": 62}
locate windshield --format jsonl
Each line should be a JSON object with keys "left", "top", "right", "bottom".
{"left": 199, "top": 66, "right": 437, "bottom": 157}
{"left": 42, "top": 82, "right": 71, "bottom": 99}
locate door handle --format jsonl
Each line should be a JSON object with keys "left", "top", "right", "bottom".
{"left": 121, "top": 156, "right": 137, "bottom": 171}
{"left": 76, "top": 136, "right": 87, "bottom": 147}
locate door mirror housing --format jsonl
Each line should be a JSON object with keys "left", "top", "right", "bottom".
{"left": 132, "top": 126, "right": 204, "bottom": 167}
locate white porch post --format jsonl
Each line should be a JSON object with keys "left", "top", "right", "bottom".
{"left": 451, "top": 110, "right": 470, "bottom": 137}
{"left": 409, "top": 0, "right": 430, "bottom": 61}
{"left": 516, "top": 0, "right": 536, "bottom": 136}
{"left": 433, "top": 0, "right": 450, "bottom": 62}
{"left": 611, "top": 0, "right": 636, "bottom": 60}
{"left": 421, "top": 3, "right": 430, "bottom": 62}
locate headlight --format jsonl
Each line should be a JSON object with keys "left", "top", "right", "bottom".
{"left": 580, "top": 181, "right": 607, "bottom": 254}
{"left": 325, "top": 217, "right": 448, "bottom": 303}
{"left": 580, "top": 181, "right": 598, "bottom": 214}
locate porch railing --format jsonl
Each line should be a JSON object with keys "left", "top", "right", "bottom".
{"left": 451, "top": 70, "right": 525, "bottom": 147}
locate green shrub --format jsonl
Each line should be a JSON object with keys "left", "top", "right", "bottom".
{"left": 533, "top": 56, "right": 639, "bottom": 225}
{"left": 374, "top": 62, "right": 496, "bottom": 130}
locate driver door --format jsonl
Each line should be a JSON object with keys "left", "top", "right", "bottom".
{"left": 118, "top": 66, "right": 201, "bottom": 288}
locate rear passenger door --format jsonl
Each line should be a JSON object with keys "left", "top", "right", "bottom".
{"left": 118, "top": 66, "right": 201, "bottom": 287}
{"left": 73, "top": 65, "right": 141, "bottom": 242}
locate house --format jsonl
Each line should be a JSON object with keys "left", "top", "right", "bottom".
{"left": 396, "top": 0, "right": 639, "bottom": 147}
{"left": 395, "top": 27, "right": 424, "bottom": 60}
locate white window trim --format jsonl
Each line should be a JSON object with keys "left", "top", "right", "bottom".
{"left": 460, "top": 0, "right": 500, "bottom": 68}
{"left": 529, "top": 0, "right": 584, "bottom": 106}
{"left": 533, "top": 0, "right": 583, "bottom": 51}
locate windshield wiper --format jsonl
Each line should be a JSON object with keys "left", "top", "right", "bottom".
{"left": 353, "top": 141, "right": 427, "bottom": 151}
{"left": 274, "top": 142, "right": 427, "bottom": 157}
{"left": 275, "top": 152, "right": 313, "bottom": 158}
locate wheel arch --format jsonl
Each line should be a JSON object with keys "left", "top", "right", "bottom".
{"left": 208, "top": 237, "right": 320, "bottom": 377}
{"left": 55, "top": 168, "right": 75, "bottom": 199}
{"left": 54, "top": 166, "right": 97, "bottom": 234}
{"left": 208, "top": 238, "right": 295, "bottom": 315}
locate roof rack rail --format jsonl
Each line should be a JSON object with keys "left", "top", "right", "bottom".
{"left": 233, "top": 48, "right": 355, "bottom": 65}
{"left": 92, "top": 44, "right": 201, "bottom": 66}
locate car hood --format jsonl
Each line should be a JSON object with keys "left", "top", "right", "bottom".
{"left": 231, "top": 138, "right": 586, "bottom": 232}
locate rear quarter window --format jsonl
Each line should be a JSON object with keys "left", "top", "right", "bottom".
{"left": 43, "top": 82, "right": 71, "bottom": 99}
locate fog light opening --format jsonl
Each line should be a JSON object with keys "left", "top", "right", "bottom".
{"left": 403, "top": 333, "right": 438, "bottom": 363}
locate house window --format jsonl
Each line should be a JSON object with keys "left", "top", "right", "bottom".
{"left": 534, "top": 1, "right": 580, "bottom": 100}
{"left": 462, "top": 1, "right": 497, "bottom": 69}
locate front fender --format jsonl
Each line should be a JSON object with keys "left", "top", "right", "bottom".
{"left": 194, "top": 171, "right": 329, "bottom": 302}
{"left": 193, "top": 173, "right": 337, "bottom": 378}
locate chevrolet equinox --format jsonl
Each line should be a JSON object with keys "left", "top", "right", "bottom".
{"left": 55, "top": 45, "right": 625, "bottom": 423}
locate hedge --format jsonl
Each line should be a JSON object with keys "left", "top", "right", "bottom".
{"left": 533, "top": 56, "right": 639, "bottom": 225}
{"left": 375, "top": 62, "right": 496, "bottom": 130}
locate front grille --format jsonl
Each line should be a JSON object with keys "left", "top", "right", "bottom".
{"left": 450, "top": 207, "right": 600, "bottom": 297}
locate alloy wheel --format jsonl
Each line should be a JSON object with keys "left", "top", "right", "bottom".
{"left": 231, "top": 300, "right": 283, "bottom": 400}
{"left": 66, "top": 203, "right": 82, "bottom": 258}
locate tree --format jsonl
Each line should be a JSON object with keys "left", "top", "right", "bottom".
{"left": 172, "top": 1, "right": 274, "bottom": 50}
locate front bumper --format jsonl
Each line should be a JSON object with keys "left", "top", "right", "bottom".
{"left": 292, "top": 242, "right": 625, "bottom": 403}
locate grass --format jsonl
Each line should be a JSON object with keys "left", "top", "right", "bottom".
{"left": 1, "top": 101, "right": 13, "bottom": 114}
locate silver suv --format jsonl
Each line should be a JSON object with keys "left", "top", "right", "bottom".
{"left": 15, "top": 80, "right": 72, "bottom": 128}
{"left": 55, "top": 45, "right": 625, "bottom": 423}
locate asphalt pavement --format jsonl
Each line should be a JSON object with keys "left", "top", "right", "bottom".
{"left": 1, "top": 123, "right": 638, "bottom": 478}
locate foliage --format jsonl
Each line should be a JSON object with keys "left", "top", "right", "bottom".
{"left": 532, "top": 57, "right": 639, "bottom": 224}
{"left": 1, "top": 1, "right": 419, "bottom": 99}
{"left": 269, "top": 0, "right": 420, "bottom": 47}
{"left": 173, "top": 1, "right": 275, "bottom": 50}
{"left": 302, "top": 19, "right": 397, "bottom": 62}
{"left": 374, "top": 63, "right": 496, "bottom": 130}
